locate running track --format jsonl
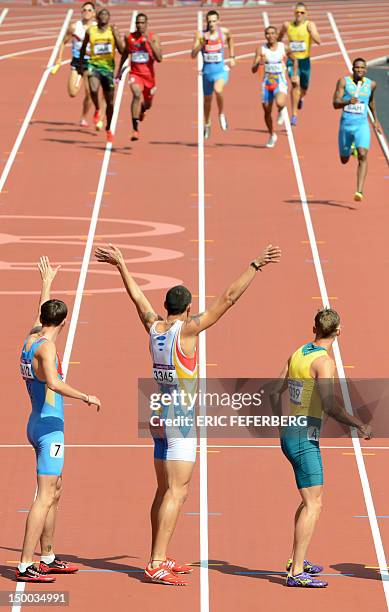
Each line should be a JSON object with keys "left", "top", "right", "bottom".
{"left": 0, "top": 2, "right": 388, "bottom": 611}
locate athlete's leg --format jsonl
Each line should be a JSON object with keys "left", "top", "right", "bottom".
{"left": 150, "top": 459, "right": 168, "bottom": 552}
{"left": 291, "top": 485, "right": 323, "bottom": 576}
{"left": 88, "top": 74, "right": 101, "bottom": 112}
{"left": 40, "top": 476, "right": 62, "bottom": 556}
{"left": 81, "top": 72, "right": 92, "bottom": 120}
{"left": 214, "top": 78, "right": 226, "bottom": 114}
{"left": 130, "top": 82, "right": 143, "bottom": 120}
{"left": 262, "top": 101, "right": 274, "bottom": 135}
{"left": 275, "top": 91, "right": 287, "bottom": 113}
{"left": 68, "top": 70, "right": 83, "bottom": 98}
{"left": 150, "top": 460, "right": 194, "bottom": 568}
{"left": 291, "top": 80, "right": 300, "bottom": 117}
{"left": 103, "top": 87, "right": 115, "bottom": 131}
{"left": 356, "top": 147, "right": 368, "bottom": 194}
{"left": 20, "top": 475, "right": 60, "bottom": 563}
{"left": 204, "top": 94, "right": 212, "bottom": 125}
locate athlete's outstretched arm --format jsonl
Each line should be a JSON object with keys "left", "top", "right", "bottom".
{"left": 181, "top": 244, "right": 281, "bottom": 337}
{"left": 148, "top": 32, "right": 162, "bottom": 62}
{"left": 285, "top": 48, "right": 298, "bottom": 81}
{"left": 314, "top": 358, "right": 371, "bottom": 438}
{"left": 112, "top": 24, "right": 124, "bottom": 54}
{"left": 251, "top": 46, "right": 263, "bottom": 73}
{"left": 224, "top": 28, "right": 235, "bottom": 66}
{"left": 307, "top": 20, "right": 321, "bottom": 44}
{"left": 78, "top": 30, "right": 90, "bottom": 70}
{"left": 95, "top": 245, "right": 161, "bottom": 332}
{"left": 39, "top": 342, "right": 101, "bottom": 410}
{"left": 54, "top": 24, "right": 73, "bottom": 67}
{"left": 277, "top": 22, "right": 288, "bottom": 42}
{"left": 191, "top": 32, "right": 203, "bottom": 58}
{"left": 31, "top": 257, "right": 61, "bottom": 332}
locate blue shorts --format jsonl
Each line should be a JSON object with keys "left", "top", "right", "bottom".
{"left": 27, "top": 416, "right": 64, "bottom": 476}
{"left": 202, "top": 68, "right": 229, "bottom": 96}
{"left": 338, "top": 120, "right": 371, "bottom": 157}
{"left": 281, "top": 425, "right": 323, "bottom": 489}
{"left": 262, "top": 74, "right": 288, "bottom": 104}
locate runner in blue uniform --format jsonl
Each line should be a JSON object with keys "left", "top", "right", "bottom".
{"left": 16, "top": 257, "right": 100, "bottom": 583}
{"left": 333, "top": 57, "right": 382, "bottom": 202}
{"left": 191, "top": 10, "right": 235, "bottom": 139}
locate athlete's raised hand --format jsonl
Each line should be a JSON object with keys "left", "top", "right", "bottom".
{"left": 358, "top": 423, "right": 372, "bottom": 440}
{"left": 95, "top": 244, "right": 125, "bottom": 267}
{"left": 84, "top": 394, "right": 101, "bottom": 412}
{"left": 38, "top": 256, "right": 61, "bottom": 285}
{"left": 252, "top": 245, "right": 282, "bottom": 270}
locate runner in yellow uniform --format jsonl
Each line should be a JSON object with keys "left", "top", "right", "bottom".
{"left": 79, "top": 9, "right": 124, "bottom": 142}
{"left": 270, "top": 308, "right": 371, "bottom": 587}
{"left": 278, "top": 2, "right": 321, "bottom": 125}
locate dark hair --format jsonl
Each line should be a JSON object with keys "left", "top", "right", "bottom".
{"left": 82, "top": 2, "right": 95, "bottom": 8}
{"left": 314, "top": 308, "right": 340, "bottom": 338}
{"left": 295, "top": 2, "right": 306, "bottom": 7}
{"left": 206, "top": 10, "right": 219, "bottom": 20}
{"left": 136, "top": 13, "right": 148, "bottom": 21}
{"left": 265, "top": 25, "right": 277, "bottom": 34}
{"left": 40, "top": 300, "right": 68, "bottom": 327}
{"left": 165, "top": 286, "right": 192, "bottom": 316}
{"left": 353, "top": 57, "right": 366, "bottom": 67}
{"left": 97, "top": 8, "right": 110, "bottom": 18}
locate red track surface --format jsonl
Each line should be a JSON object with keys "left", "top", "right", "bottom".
{"left": 0, "top": 2, "right": 388, "bottom": 611}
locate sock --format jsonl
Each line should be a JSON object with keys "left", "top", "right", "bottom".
{"left": 132, "top": 117, "right": 139, "bottom": 131}
{"left": 18, "top": 562, "right": 35, "bottom": 573}
{"left": 40, "top": 553, "right": 55, "bottom": 564}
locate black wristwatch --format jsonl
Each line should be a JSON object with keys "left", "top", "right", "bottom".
{"left": 250, "top": 261, "right": 262, "bottom": 272}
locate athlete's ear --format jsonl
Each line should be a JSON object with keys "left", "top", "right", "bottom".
{"left": 164, "top": 300, "right": 167, "bottom": 311}
{"left": 61, "top": 319, "right": 67, "bottom": 330}
{"left": 336, "top": 327, "right": 341, "bottom": 337}
{"left": 186, "top": 304, "right": 191, "bottom": 317}
{"left": 313, "top": 326, "right": 316, "bottom": 336}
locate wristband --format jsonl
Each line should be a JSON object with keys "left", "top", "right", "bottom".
{"left": 250, "top": 261, "right": 262, "bottom": 272}
{"left": 83, "top": 394, "right": 89, "bottom": 403}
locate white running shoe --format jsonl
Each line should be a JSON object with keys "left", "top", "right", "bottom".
{"left": 204, "top": 123, "right": 211, "bottom": 140}
{"left": 277, "top": 111, "right": 284, "bottom": 126}
{"left": 218, "top": 113, "right": 228, "bottom": 130}
{"left": 266, "top": 133, "right": 278, "bottom": 148}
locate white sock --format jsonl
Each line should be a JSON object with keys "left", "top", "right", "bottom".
{"left": 40, "top": 553, "right": 55, "bottom": 564}
{"left": 18, "top": 562, "right": 34, "bottom": 573}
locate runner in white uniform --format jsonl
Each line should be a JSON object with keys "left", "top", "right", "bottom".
{"left": 95, "top": 242, "right": 281, "bottom": 586}
{"left": 252, "top": 26, "right": 298, "bottom": 147}
{"left": 53, "top": 2, "right": 96, "bottom": 127}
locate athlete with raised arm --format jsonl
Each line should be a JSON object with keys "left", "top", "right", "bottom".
{"left": 16, "top": 257, "right": 100, "bottom": 583}
{"left": 96, "top": 243, "right": 281, "bottom": 585}
{"left": 270, "top": 308, "right": 371, "bottom": 588}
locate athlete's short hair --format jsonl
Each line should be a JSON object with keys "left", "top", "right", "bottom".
{"left": 165, "top": 286, "right": 192, "bottom": 315}
{"left": 353, "top": 57, "right": 367, "bottom": 67}
{"left": 40, "top": 300, "right": 68, "bottom": 327}
{"left": 206, "top": 10, "right": 219, "bottom": 20}
{"left": 82, "top": 2, "right": 95, "bottom": 9}
{"left": 265, "top": 25, "right": 277, "bottom": 34}
{"left": 136, "top": 13, "right": 148, "bottom": 22}
{"left": 97, "top": 8, "right": 110, "bottom": 18}
{"left": 295, "top": 2, "right": 307, "bottom": 9}
{"left": 314, "top": 308, "right": 340, "bottom": 338}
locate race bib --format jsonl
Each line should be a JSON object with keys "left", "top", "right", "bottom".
{"left": 20, "top": 361, "right": 33, "bottom": 380}
{"left": 344, "top": 102, "right": 365, "bottom": 114}
{"left": 290, "top": 41, "right": 306, "bottom": 52}
{"left": 50, "top": 442, "right": 64, "bottom": 459}
{"left": 203, "top": 52, "right": 222, "bottom": 63}
{"left": 265, "top": 62, "right": 283, "bottom": 74}
{"left": 307, "top": 425, "right": 320, "bottom": 442}
{"left": 132, "top": 51, "right": 149, "bottom": 63}
{"left": 288, "top": 380, "right": 303, "bottom": 405}
{"left": 152, "top": 364, "right": 177, "bottom": 386}
{"left": 94, "top": 42, "right": 112, "bottom": 56}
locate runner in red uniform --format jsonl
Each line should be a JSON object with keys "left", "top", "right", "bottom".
{"left": 117, "top": 13, "right": 162, "bottom": 141}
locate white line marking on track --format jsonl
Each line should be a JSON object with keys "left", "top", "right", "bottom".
{"left": 0, "top": 45, "right": 53, "bottom": 62}
{"left": 263, "top": 9, "right": 389, "bottom": 608}
{"left": 327, "top": 12, "right": 389, "bottom": 164}
{"left": 1, "top": 444, "right": 389, "bottom": 449}
{"left": 0, "top": 8, "right": 9, "bottom": 27}
{"left": 0, "top": 10, "right": 73, "bottom": 196}
{"left": 197, "top": 11, "right": 209, "bottom": 612}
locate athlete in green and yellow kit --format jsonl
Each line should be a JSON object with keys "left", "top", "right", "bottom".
{"left": 79, "top": 8, "right": 124, "bottom": 143}
{"left": 278, "top": 2, "right": 321, "bottom": 125}
{"left": 271, "top": 308, "right": 371, "bottom": 588}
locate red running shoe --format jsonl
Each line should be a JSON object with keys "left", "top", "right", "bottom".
{"left": 16, "top": 564, "right": 56, "bottom": 583}
{"left": 106, "top": 130, "right": 114, "bottom": 144}
{"left": 131, "top": 130, "right": 139, "bottom": 141}
{"left": 39, "top": 557, "right": 78, "bottom": 574}
{"left": 166, "top": 558, "right": 194, "bottom": 574}
{"left": 93, "top": 110, "right": 100, "bottom": 125}
{"left": 144, "top": 561, "right": 188, "bottom": 586}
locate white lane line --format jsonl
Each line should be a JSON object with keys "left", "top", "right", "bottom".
{"left": 0, "top": 45, "right": 53, "bottom": 62}
{"left": 312, "top": 44, "right": 389, "bottom": 62}
{"left": 2, "top": 444, "right": 389, "bottom": 449}
{"left": 327, "top": 12, "right": 389, "bottom": 164}
{"left": 264, "top": 9, "right": 389, "bottom": 608}
{"left": 0, "top": 8, "right": 9, "bottom": 27}
{"left": 197, "top": 10, "right": 209, "bottom": 612}
{"left": 0, "top": 10, "right": 73, "bottom": 196}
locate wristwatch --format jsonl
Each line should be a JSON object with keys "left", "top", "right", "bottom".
{"left": 250, "top": 261, "right": 262, "bottom": 272}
